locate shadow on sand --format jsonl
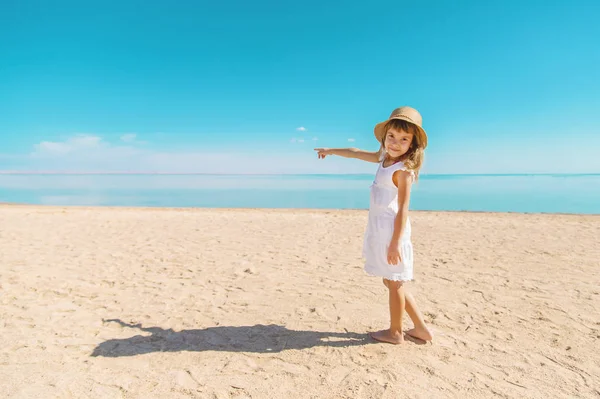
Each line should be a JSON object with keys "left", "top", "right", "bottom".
{"left": 92, "top": 319, "right": 376, "bottom": 357}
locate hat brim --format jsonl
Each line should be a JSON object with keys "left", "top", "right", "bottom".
{"left": 374, "top": 117, "right": 428, "bottom": 149}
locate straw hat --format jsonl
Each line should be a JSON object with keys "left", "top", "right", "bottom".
{"left": 374, "top": 106, "right": 428, "bottom": 149}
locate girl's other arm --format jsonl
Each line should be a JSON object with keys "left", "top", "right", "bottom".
{"left": 387, "top": 170, "right": 413, "bottom": 264}
{"left": 314, "top": 147, "right": 382, "bottom": 163}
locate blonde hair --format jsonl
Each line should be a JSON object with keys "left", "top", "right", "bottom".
{"left": 380, "top": 119, "right": 425, "bottom": 179}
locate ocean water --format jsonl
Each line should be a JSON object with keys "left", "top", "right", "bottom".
{"left": 0, "top": 174, "right": 599, "bottom": 214}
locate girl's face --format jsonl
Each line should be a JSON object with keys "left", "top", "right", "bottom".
{"left": 384, "top": 127, "right": 413, "bottom": 158}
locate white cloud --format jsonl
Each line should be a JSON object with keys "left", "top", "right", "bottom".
{"left": 290, "top": 137, "right": 305, "bottom": 143}
{"left": 33, "top": 134, "right": 104, "bottom": 157}
{"left": 296, "top": 127, "right": 307, "bottom": 132}
{"left": 120, "top": 133, "right": 137, "bottom": 143}
{"left": 28, "top": 134, "right": 142, "bottom": 170}
{"left": 347, "top": 138, "right": 355, "bottom": 142}
{"left": 35, "top": 141, "right": 71, "bottom": 156}
{"left": 312, "top": 137, "right": 318, "bottom": 141}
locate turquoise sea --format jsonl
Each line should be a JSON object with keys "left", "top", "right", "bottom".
{"left": 0, "top": 174, "right": 599, "bottom": 214}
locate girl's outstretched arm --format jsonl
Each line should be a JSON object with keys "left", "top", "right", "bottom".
{"left": 314, "top": 147, "right": 382, "bottom": 163}
{"left": 387, "top": 170, "right": 413, "bottom": 265}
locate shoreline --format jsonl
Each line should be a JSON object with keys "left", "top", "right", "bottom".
{"left": 1, "top": 202, "right": 599, "bottom": 217}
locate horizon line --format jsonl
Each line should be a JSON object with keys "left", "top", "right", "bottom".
{"left": 0, "top": 171, "right": 599, "bottom": 176}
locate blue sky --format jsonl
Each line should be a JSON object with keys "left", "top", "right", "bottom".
{"left": 1, "top": 0, "right": 599, "bottom": 174}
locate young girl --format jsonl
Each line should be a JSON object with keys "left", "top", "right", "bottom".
{"left": 314, "top": 106, "right": 432, "bottom": 344}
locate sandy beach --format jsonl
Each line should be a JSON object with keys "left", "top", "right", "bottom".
{"left": 1, "top": 205, "right": 599, "bottom": 398}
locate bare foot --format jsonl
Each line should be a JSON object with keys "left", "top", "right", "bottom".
{"left": 406, "top": 327, "right": 433, "bottom": 342}
{"left": 369, "top": 329, "right": 404, "bottom": 344}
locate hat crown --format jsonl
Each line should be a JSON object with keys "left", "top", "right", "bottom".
{"left": 388, "top": 106, "right": 423, "bottom": 127}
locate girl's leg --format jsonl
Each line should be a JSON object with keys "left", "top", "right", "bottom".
{"left": 370, "top": 279, "right": 405, "bottom": 344}
{"left": 381, "top": 279, "right": 433, "bottom": 342}
{"left": 404, "top": 291, "right": 433, "bottom": 341}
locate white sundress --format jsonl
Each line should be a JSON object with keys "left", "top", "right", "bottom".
{"left": 362, "top": 160, "right": 415, "bottom": 281}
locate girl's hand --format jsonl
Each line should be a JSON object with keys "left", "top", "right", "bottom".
{"left": 387, "top": 243, "right": 402, "bottom": 265}
{"left": 314, "top": 148, "right": 332, "bottom": 159}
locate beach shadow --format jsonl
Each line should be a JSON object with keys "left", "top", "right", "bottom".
{"left": 91, "top": 319, "right": 375, "bottom": 357}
